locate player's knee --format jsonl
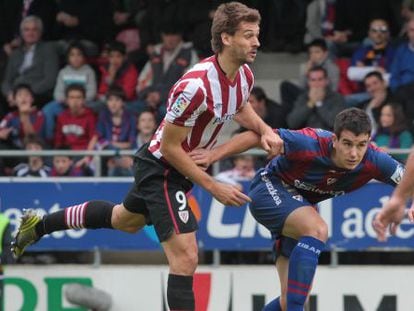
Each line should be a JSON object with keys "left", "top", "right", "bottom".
{"left": 305, "top": 222, "right": 328, "bottom": 242}
{"left": 171, "top": 246, "right": 199, "bottom": 274}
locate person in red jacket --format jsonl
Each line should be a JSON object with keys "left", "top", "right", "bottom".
{"left": 54, "top": 84, "right": 97, "bottom": 168}
{"left": 97, "top": 41, "right": 138, "bottom": 104}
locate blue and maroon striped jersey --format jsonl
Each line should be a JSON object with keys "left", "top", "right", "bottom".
{"left": 265, "top": 128, "right": 404, "bottom": 204}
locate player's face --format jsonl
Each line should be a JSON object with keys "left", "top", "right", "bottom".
{"left": 21, "top": 20, "right": 41, "bottom": 45}
{"left": 368, "top": 20, "right": 389, "bottom": 45}
{"left": 226, "top": 21, "right": 260, "bottom": 64}
{"left": 68, "top": 47, "right": 85, "bottom": 69}
{"left": 308, "top": 46, "right": 326, "bottom": 64}
{"left": 332, "top": 130, "right": 370, "bottom": 170}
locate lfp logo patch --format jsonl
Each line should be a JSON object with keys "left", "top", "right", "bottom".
{"left": 171, "top": 94, "right": 191, "bottom": 115}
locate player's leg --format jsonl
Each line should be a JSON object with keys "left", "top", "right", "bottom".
{"left": 162, "top": 231, "right": 198, "bottom": 311}
{"left": 263, "top": 255, "right": 288, "bottom": 311}
{"left": 281, "top": 206, "right": 327, "bottom": 311}
{"left": 12, "top": 200, "right": 147, "bottom": 257}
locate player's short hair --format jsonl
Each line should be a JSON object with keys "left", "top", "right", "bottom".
{"left": 334, "top": 108, "right": 372, "bottom": 138}
{"left": 250, "top": 86, "right": 267, "bottom": 102}
{"left": 65, "top": 83, "right": 86, "bottom": 98}
{"left": 211, "top": 2, "right": 261, "bottom": 53}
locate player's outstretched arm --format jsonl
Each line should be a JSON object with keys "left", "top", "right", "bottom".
{"left": 189, "top": 130, "right": 264, "bottom": 169}
{"left": 161, "top": 121, "right": 251, "bottom": 207}
{"left": 234, "top": 102, "right": 283, "bottom": 158}
{"left": 373, "top": 149, "right": 414, "bottom": 241}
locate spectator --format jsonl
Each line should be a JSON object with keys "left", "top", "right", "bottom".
{"left": 1, "top": 0, "right": 57, "bottom": 56}
{"left": 304, "top": 0, "right": 336, "bottom": 45}
{"left": 134, "top": 24, "right": 198, "bottom": 119}
{"left": 42, "top": 42, "right": 97, "bottom": 142}
{"left": 348, "top": 19, "right": 395, "bottom": 82}
{"left": 50, "top": 149, "right": 90, "bottom": 177}
{"left": 96, "top": 86, "right": 136, "bottom": 177}
{"left": 373, "top": 103, "right": 413, "bottom": 163}
{"left": 0, "top": 84, "right": 45, "bottom": 150}
{"left": 54, "top": 84, "right": 97, "bottom": 169}
{"left": 134, "top": 109, "right": 157, "bottom": 149}
{"left": 97, "top": 41, "right": 138, "bottom": 109}
{"left": 390, "top": 18, "right": 414, "bottom": 91}
{"left": 215, "top": 154, "right": 256, "bottom": 190}
{"left": 1, "top": 16, "right": 59, "bottom": 109}
{"left": 357, "top": 71, "right": 393, "bottom": 134}
{"left": 281, "top": 39, "right": 339, "bottom": 112}
{"left": 287, "top": 66, "right": 345, "bottom": 130}
{"left": 332, "top": 0, "right": 401, "bottom": 57}
{"left": 96, "top": 86, "right": 136, "bottom": 151}
{"left": 246, "top": 87, "right": 289, "bottom": 130}
{"left": 54, "top": 0, "right": 113, "bottom": 57}
{"left": 13, "top": 134, "right": 50, "bottom": 177}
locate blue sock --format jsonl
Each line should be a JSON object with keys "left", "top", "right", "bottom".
{"left": 263, "top": 296, "right": 282, "bottom": 311}
{"left": 287, "top": 236, "right": 325, "bottom": 311}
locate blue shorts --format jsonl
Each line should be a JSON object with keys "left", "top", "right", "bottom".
{"left": 249, "top": 169, "right": 314, "bottom": 258}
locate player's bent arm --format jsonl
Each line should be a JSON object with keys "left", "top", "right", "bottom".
{"left": 160, "top": 121, "right": 218, "bottom": 192}
{"left": 209, "top": 130, "right": 262, "bottom": 163}
{"left": 161, "top": 122, "right": 250, "bottom": 206}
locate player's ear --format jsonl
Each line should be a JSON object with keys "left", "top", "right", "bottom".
{"left": 221, "top": 32, "right": 232, "bottom": 47}
{"left": 332, "top": 133, "right": 338, "bottom": 147}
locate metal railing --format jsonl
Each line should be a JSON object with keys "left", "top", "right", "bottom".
{"left": 0, "top": 147, "right": 410, "bottom": 177}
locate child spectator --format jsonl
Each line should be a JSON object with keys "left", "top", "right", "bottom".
{"left": 50, "top": 148, "right": 91, "bottom": 177}
{"left": 43, "top": 42, "right": 97, "bottom": 141}
{"left": 134, "top": 109, "right": 156, "bottom": 149}
{"left": 97, "top": 41, "right": 138, "bottom": 106}
{"left": 96, "top": 86, "right": 136, "bottom": 177}
{"left": 54, "top": 84, "right": 97, "bottom": 168}
{"left": 215, "top": 154, "right": 256, "bottom": 191}
{"left": 13, "top": 135, "right": 50, "bottom": 177}
{"left": 0, "top": 84, "right": 45, "bottom": 149}
{"left": 373, "top": 103, "right": 413, "bottom": 163}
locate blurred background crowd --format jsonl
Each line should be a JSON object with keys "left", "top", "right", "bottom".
{"left": 0, "top": 0, "right": 413, "bottom": 180}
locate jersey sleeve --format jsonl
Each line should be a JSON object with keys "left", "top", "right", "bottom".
{"left": 278, "top": 128, "right": 327, "bottom": 156}
{"left": 165, "top": 79, "right": 206, "bottom": 127}
{"left": 371, "top": 147, "right": 405, "bottom": 186}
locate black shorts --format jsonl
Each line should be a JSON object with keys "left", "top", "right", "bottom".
{"left": 123, "top": 143, "right": 198, "bottom": 242}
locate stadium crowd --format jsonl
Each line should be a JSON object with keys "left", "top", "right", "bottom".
{"left": 0, "top": 0, "right": 413, "bottom": 178}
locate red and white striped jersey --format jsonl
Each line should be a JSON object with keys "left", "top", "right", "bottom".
{"left": 149, "top": 55, "right": 254, "bottom": 160}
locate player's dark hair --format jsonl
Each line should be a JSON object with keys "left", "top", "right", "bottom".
{"left": 211, "top": 2, "right": 260, "bottom": 53}
{"left": 334, "top": 108, "right": 372, "bottom": 138}
{"left": 65, "top": 83, "right": 86, "bottom": 98}
{"left": 363, "top": 71, "right": 384, "bottom": 83}
{"left": 307, "top": 38, "right": 328, "bottom": 51}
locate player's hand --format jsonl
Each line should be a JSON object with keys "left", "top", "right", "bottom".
{"left": 189, "top": 148, "right": 212, "bottom": 171}
{"left": 373, "top": 196, "right": 406, "bottom": 242}
{"left": 406, "top": 201, "right": 414, "bottom": 222}
{"left": 261, "top": 131, "right": 284, "bottom": 159}
{"left": 210, "top": 182, "right": 251, "bottom": 207}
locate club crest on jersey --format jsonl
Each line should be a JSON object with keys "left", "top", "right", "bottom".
{"left": 327, "top": 178, "right": 337, "bottom": 185}
{"left": 391, "top": 165, "right": 404, "bottom": 184}
{"left": 172, "top": 94, "right": 190, "bottom": 115}
{"left": 178, "top": 210, "right": 189, "bottom": 223}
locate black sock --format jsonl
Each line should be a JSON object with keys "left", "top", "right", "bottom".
{"left": 167, "top": 274, "right": 194, "bottom": 311}
{"left": 35, "top": 200, "right": 115, "bottom": 237}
